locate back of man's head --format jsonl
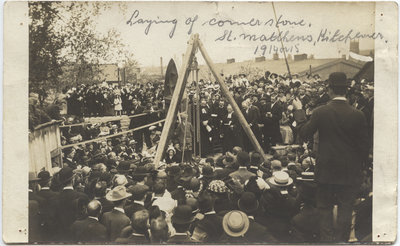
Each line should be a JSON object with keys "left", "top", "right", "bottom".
{"left": 150, "top": 219, "right": 169, "bottom": 242}
{"left": 87, "top": 199, "right": 102, "bottom": 217}
{"left": 328, "top": 72, "right": 348, "bottom": 96}
{"left": 250, "top": 152, "right": 262, "bottom": 167}
{"left": 198, "top": 192, "right": 214, "bottom": 213}
{"left": 94, "top": 181, "right": 107, "bottom": 197}
{"left": 153, "top": 181, "right": 166, "bottom": 195}
{"left": 132, "top": 209, "right": 150, "bottom": 233}
{"left": 236, "top": 151, "right": 250, "bottom": 167}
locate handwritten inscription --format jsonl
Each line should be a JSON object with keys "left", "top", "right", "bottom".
{"left": 126, "top": 10, "right": 178, "bottom": 38}
{"left": 201, "top": 15, "right": 306, "bottom": 28}
{"left": 125, "top": 9, "right": 386, "bottom": 54}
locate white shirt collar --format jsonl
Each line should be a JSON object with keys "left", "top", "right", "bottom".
{"left": 204, "top": 211, "right": 216, "bottom": 215}
{"left": 41, "top": 187, "right": 50, "bottom": 190}
{"left": 135, "top": 201, "right": 145, "bottom": 206}
{"left": 88, "top": 216, "right": 99, "bottom": 221}
{"left": 63, "top": 186, "right": 74, "bottom": 190}
{"left": 332, "top": 96, "right": 347, "bottom": 101}
{"left": 114, "top": 207, "right": 125, "bottom": 214}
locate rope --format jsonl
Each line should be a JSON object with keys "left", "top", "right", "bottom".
{"left": 60, "top": 119, "right": 165, "bottom": 149}
{"left": 181, "top": 92, "right": 190, "bottom": 163}
{"left": 271, "top": 2, "right": 293, "bottom": 82}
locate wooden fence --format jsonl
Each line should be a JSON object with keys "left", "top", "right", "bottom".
{"left": 29, "top": 120, "right": 62, "bottom": 175}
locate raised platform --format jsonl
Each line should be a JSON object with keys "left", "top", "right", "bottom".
{"left": 83, "top": 115, "right": 131, "bottom": 130}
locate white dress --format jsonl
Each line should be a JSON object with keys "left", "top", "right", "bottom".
{"left": 114, "top": 97, "right": 122, "bottom": 111}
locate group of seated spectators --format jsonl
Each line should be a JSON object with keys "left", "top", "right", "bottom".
{"left": 29, "top": 140, "right": 372, "bottom": 243}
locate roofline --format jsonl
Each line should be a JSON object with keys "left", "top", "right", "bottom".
{"left": 298, "top": 58, "right": 364, "bottom": 76}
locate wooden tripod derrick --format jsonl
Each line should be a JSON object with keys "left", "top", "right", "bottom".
{"left": 154, "top": 34, "right": 265, "bottom": 167}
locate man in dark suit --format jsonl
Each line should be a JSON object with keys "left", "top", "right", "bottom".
{"left": 229, "top": 151, "right": 256, "bottom": 185}
{"left": 115, "top": 210, "right": 151, "bottom": 243}
{"left": 294, "top": 72, "right": 369, "bottom": 243}
{"left": 53, "top": 167, "right": 89, "bottom": 242}
{"left": 237, "top": 192, "right": 277, "bottom": 243}
{"left": 221, "top": 104, "right": 243, "bottom": 152}
{"left": 262, "top": 94, "right": 283, "bottom": 152}
{"left": 124, "top": 184, "right": 149, "bottom": 219}
{"left": 70, "top": 200, "right": 107, "bottom": 243}
{"left": 129, "top": 98, "right": 146, "bottom": 153}
{"left": 168, "top": 205, "right": 195, "bottom": 243}
{"left": 213, "top": 99, "right": 228, "bottom": 143}
{"left": 315, "top": 87, "right": 330, "bottom": 107}
{"left": 93, "top": 181, "right": 114, "bottom": 214}
{"left": 192, "top": 192, "right": 224, "bottom": 242}
{"left": 200, "top": 98, "right": 213, "bottom": 157}
{"left": 241, "top": 100, "right": 261, "bottom": 152}
{"left": 36, "top": 171, "right": 59, "bottom": 242}
{"left": 101, "top": 186, "right": 132, "bottom": 242}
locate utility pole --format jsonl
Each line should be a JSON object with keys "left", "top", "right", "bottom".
{"left": 160, "top": 57, "right": 164, "bottom": 78}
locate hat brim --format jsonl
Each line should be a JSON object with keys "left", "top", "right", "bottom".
{"left": 222, "top": 160, "right": 234, "bottom": 166}
{"left": 238, "top": 200, "right": 259, "bottom": 214}
{"left": 60, "top": 175, "right": 74, "bottom": 184}
{"left": 203, "top": 173, "right": 215, "bottom": 178}
{"left": 222, "top": 212, "right": 250, "bottom": 237}
{"left": 133, "top": 173, "right": 148, "bottom": 177}
{"left": 171, "top": 215, "right": 195, "bottom": 225}
{"left": 268, "top": 177, "right": 294, "bottom": 187}
{"left": 117, "top": 168, "right": 130, "bottom": 173}
{"left": 180, "top": 175, "right": 193, "bottom": 182}
{"left": 105, "top": 192, "right": 132, "bottom": 202}
{"left": 296, "top": 177, "right": 314, "bottom": 182}
{"left": 39, "top": 177, "right": 51, "bottom": 183}
{"left": 29, "top": 177, "right": 41, "bottom": 182}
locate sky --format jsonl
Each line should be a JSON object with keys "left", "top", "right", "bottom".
{"left": 62, "top": 2, "right": 378, "bottom": 67}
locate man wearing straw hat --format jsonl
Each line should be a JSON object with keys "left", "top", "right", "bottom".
{"left": 101, "top": 185, "right": 132, "bottom": 242}
{"left": 293, "top": 72, "right": 369, "bottom": 243}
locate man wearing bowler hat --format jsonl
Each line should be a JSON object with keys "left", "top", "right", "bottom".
{"left": 237, "top": 192, "right": 277, "bottom": 243}
{"left": 168, "top": 205, "right": 195, "bottom": 243}
{"left": 293, "top": 72, "right": 369, "bottom": 242}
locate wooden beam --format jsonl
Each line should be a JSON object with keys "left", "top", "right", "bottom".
{"left": 197, "top": 38, "right": 266, "bottom": 160}
{"left": 60, "top": 119, "right": 165, "bottom": 149}
{"left": 59, "top": 111, "right": 163, "bottom": 128}
{"left": 153, "top": 34, "right": 198, "bottom": 167}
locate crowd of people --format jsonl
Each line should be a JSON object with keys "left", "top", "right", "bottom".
{"left": 29, "top": 70, "right": 374, "bottom": 244}
{"left": 189, "top": 71, "right": 373, "bottom": 157}
{"left": 64, "top": 82, "right": 164, "bottom": 117}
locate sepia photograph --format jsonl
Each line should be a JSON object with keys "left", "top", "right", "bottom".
{"left": 3, "top": 1, "right": 397, "bottom": 244}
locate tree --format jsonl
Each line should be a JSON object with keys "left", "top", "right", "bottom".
{"left": 59, "top": 2, "right": 132, "bottom": 86}
{"left": 29, "top": 1, "right": 64, "bottom": 106}
{"left": 29, "top": 1, "right": 139, "bottom": 101}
